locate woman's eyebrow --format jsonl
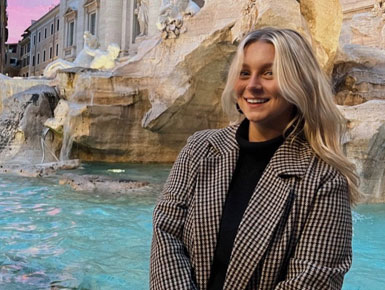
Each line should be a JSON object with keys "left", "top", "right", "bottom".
{"left": 240, "top": 63, "right": 273, "bottom": 69}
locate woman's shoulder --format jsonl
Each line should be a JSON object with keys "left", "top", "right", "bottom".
{"left": 187, "top": 124, "right": 238, "bottom": 146}
{"left": 306, "top": 149, "right": 348, "bottom": 189}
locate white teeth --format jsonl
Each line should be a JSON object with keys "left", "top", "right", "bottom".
{"left": 246, "top": 98, "right": 268, "bottom": 104}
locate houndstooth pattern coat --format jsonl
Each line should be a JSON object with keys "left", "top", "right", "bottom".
{"left": 150, "top": 124, "right": 352, "bottom": 290}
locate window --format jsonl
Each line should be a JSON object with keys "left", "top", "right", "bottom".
{"left": 27, "top": 57, "right": 30, "bottom": 66}
{"left": 32, "top": 55, "right": 35, "bottom": 66}
{"left": 56, "top": 44, "right": 59, "bottom": 56}
{"left": 33, "top": 35, "right": 36, "bottom": 45}
{"left": 49, "top": 47, "right": 53, "bottom": 59}
{"left": 51, "top": 23, "right": 54, "bottom": 35}
{"left": 67, "top": 21, "right": 75, "bottom": 46}
{"left": 20, "top": 46, "right": 24, "bottom": 56}
{"left": 37, "top": 53, "right": 40, "bottom": 65}
{"left": 27, "top": 43, "right": 30, "bottom": 53}
{"left": 57, "top": 19, "right": 60, "bottom": 31}
{"left": 9, "top": 45, "right": 17, "bottom": 53}
{"left": 10, "top": 58, "right": 17, "bottom": 65}
{"left": 38, "top": 32, "right": 41, "bottom": 42}
{"left": 45, "top": 28, "right": 47, "bottom": 38}
{"left": 43, "top": 50, "right": 46, "bottom": 62}
{"left": 89, "top": 12, "right": 96, "bottom": 35}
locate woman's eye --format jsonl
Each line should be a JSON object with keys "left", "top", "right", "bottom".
{"left": 264, "top": 71, "right": 273, "bottom": 76}
{"left": 239, "top": 70, "right": 249, "bottom": 77}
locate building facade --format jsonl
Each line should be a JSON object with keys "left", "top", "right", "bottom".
{"left": 19, "top": 30, "right": 31, "bottom": 77}
{"left": 29, "top": 5, "right": 60, "bottom": 76}
{"left": 11, "top": 0, "right": 204, "bottom": 77}
{"left": 4, "top": 43, "right": 19, "bottom": 76}
{"left": 0, "top": 0, "right": 8, "bottom": 73}
{"left": 59, "top": 0, "right": 142, "bottom": 60}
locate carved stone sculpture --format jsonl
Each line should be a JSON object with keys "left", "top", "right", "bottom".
{"left": 44, "top": 32, "right": 120, "bottom": 77}
{"left": 85, "top": 43, "right": 121, "bottom": 70}
{"left": 135, "top": 0, "right": 149, "bottom": 37}
{"left": 157, "top": 0, "right": 200, "bottom": 39}
{"left": 44, "top": 31, "right": 100, "bottom": 77}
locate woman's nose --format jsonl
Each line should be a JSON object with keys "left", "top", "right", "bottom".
{"left": 246, "top": 75, "right": 263, "bottom": 91}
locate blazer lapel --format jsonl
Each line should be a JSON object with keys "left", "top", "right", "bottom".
{"left": 223, "top": 165, "right": 294, "bottom": 290}
{"left": 224, "top": 136, "right": 312, "bottom": 290}
{"left": 194, "top": 126, "right": 239, "bottom": 289}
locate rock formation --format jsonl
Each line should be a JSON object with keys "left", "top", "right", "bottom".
{"left": 59, "top": 173, "right": 149, "bottom": 195}
{"left": 340, "top": 101, "right": 385, "bottom": 203}
{"left": 47, "top": 0, "right": 342, "bottom": 163}
{"left": 0, "top": 85, "right": 60, "bottom": 165}
{"left": 0, "top": 160, "right": 81, "bottom": 177}
{"left": 0, "top": 77, "right": 51, "bottom": 113}
{"left": 333, "top": 44, "right": 385, "bottom": 105}
{"left": 334, "top": 1, "right": 385, "bottom": 202}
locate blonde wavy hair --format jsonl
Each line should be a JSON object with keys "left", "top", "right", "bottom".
{"left": 222, "top": 27, "right": 360, "bottom": 205}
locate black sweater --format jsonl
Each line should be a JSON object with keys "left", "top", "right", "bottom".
{"left": 207, "top": 119, "right": 284, "bottom": 289}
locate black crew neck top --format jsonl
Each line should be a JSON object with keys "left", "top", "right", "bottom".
{"left": 207, "top": 119, "right": 284, "bottom": 290}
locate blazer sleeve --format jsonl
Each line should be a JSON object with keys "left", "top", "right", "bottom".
{"left": 150, "top": 136, "right": 198, "bottom": 290}
{"left": 275, "top": 174, "right": 353, "bottom": 290}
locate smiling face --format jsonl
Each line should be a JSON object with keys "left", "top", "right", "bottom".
{"left": 235, "top": 41, "right": 294, "bottom": 141}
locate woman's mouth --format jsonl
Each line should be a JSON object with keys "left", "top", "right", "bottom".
{"left": 245, "top": 98, "right": 269, "bottom": 104}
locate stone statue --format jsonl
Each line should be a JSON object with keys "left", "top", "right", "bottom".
{"left": 44, "top": 32, "right": 120, "bottom": 77}
{"left": 157, "top": 0, "right": 200, "bottom": 39}
{"left": 135, "top": 0, "right": 149, "bottom": 36}
{"left": 85, "top": 43, "right": 121, "bottom": 70}
{"left": 44, "top": 31, "right": 99, "bottom": 77}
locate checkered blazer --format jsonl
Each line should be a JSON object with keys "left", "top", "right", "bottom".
{"left": 150, "top": 124, "right": 352, "bottom": 290}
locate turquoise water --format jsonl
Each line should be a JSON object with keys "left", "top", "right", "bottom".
{"left": 0, "top": 163, "right": 384, "bottom": 289}
{"left": 343, "top": 204, "right": 385, "bottom": 290}
{"left": 0, "top": 163, "right": 170, "bottom": 290}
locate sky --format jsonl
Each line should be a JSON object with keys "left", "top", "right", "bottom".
{"left": 7, "top": 0, "right": 60, "bottom": 43}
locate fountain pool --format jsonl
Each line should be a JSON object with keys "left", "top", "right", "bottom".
{"left": 0, "top": 163, "right": 383, "bottom": 289}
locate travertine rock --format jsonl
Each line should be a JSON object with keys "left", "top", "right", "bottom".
{"left": 0, "top": 85, "right": 60, "bottom": 164}
{"left": 50, "top": 0, "right": 342, "bottom": 162}
{"left": 0, "top": 78, "right": 51, "bottom": 113}
{"left": 340, "top": 101, "right": 385, "bottom": 203}
{"left": 299, "top": 0, "right": 343, "bottom": 72}
{"left": 333, "top": 44, "right": 385, "bottom": 105}
{"left": 59, "top": 173, "right": 149, "bottom": 194}
{"left": 0, "top": 160, "right": 81, "bottom": 177}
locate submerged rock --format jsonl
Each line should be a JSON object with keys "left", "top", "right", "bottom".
{"left": 0, "top": 160, "right": 81, "bottom": 178}
{"left": 59, "top": 174, "right": 149, "bottom": 194}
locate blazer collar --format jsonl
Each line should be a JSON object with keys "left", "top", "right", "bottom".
{"left": 207, "top": 124, "right": 313, "bottom": 178}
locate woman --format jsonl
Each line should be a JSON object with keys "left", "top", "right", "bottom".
{"left": 150, "top": 27, "right": 359, "bottom": 290}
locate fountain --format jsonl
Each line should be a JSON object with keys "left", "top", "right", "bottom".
{"left": 0, "top": 1, "right": 385, "bottom": 289}
{"left": 0, "top": 0, "right": 384, "bottom": 198}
